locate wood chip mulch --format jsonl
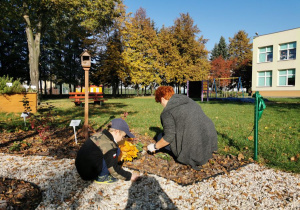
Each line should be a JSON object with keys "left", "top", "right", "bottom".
{"left": 123, "top": 133, "right": 253, "bottom": 185}
{"left": 0, "top": 177, "right": 42, "bottom": 210}
{"left": 0, "top": 127, "right": 253, "bottom": 208}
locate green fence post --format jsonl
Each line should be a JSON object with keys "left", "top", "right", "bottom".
{"left": 253, "top": 92, "right": 259, "bottom": 160}
{"left": 252, "top": 91, "right": 266, "bottom": 161}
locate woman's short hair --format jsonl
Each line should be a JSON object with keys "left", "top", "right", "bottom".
{"left": 155, "top": 86, "right": 175, "bottom": 103}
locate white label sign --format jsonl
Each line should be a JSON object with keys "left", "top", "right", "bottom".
{"left": 31, "top": 85, "right": 37, "bottom": 89}
{"left": 6, "top": 83, "right": 12, "bottom": 87}
{"left": 21, "top": 112, "right": 29, "bottom": 126}
{"left": 70, "top": 120, "right": 81, "bottom": 144}
{"left": 21, "top": 113, "right": 29, "bottom": 118}
{"left": 70, "top": 120, "right": 81, "bottom": 127}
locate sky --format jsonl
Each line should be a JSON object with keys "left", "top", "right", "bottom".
{"left": 123, "top": 0, "right": 300, "bottom": 53}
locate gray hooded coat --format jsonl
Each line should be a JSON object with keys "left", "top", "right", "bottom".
{"left": 161, "top": 94, "right": 218, "bottom": 168}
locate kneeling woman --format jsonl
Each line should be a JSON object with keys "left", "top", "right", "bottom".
{"left": 147, "top": 86, "right": 218, "bottom": 170}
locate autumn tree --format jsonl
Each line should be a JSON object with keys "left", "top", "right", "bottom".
{"left": 121, "top": 7, "right": 161, "bottom": 95}
{"left": 211, "top": 56, "right": 235, "bottom": 87}
{"left": 157, "top": 26, "right": 182, "bottom": 85}
{"left": 229, "top": 30, "right": 252, "bottom": 91}
{"left": 170, "top": 13, "right": 210, "bottom": 92}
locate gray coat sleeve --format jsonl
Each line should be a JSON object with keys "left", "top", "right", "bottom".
{"left": 161, "top": 112, "right": 176, "bottom": 144}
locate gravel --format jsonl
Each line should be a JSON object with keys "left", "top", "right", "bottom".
{"left": 0, "top": 153, "right": 299, "bottom": 209}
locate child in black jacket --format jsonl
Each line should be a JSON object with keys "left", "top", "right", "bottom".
{"left": 75, "top": 118, "right": 140, "bottom": 183}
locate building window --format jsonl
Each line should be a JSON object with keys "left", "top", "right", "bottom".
{"left": 278, "top": 69, "right": 295, "bottom": 86}
{"left": 280, "top": 42, "right": 296, "bottom": 60}
{"left": 259, "top": 46, "right": 273, "bottom": 62}
{"left": 258, "top": 71, "right": 272, "bottom": 87}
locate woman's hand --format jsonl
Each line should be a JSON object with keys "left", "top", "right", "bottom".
{"left": 147, "top": 143, "right": 157, "bottom": 153}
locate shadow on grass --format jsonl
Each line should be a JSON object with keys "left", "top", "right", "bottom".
{"left": 193, "top": 99, "right": 253, "bottom": 106}
{"left": 264, "top": 101, "right": 300, "bottom": 111}
{"left": 149, "top": 126, "right": 163, "bottom": 140}
{"left": 217, "top": 131, "right": 243, "bottom": 152}
{"left": 194, "top": 97, "right": 300, "bottom": 112}
{"left": 47, "top": 101, "right": 138, "bottom": 130}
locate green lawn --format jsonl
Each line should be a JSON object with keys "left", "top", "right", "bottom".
{"left": 1, "top": 96, "right": 299, "bottom": 173}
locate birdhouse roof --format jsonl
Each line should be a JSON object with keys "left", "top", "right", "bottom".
{"left": 80, "top": 50, "right": 91, "bottom": 57}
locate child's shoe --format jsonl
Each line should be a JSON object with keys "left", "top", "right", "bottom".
{"left": 95, "top": 174, "right": 118, "bottom": 184}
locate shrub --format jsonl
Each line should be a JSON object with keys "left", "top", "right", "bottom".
{"left": 29, "top": 104, "right": 55, "bottom": 141}
{"left": 0, "top": 75, "right": 25, "bottom": 94}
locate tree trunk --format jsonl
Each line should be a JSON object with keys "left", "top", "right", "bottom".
{"left": 24, "top": 15, "right": 41, "bottom": 103}
{"left": 120, "top": 81, "right": 123, "bottom": 95}
{"left": 135, "top": 84, "right": 139, "bottom": 96}
{"left": 150, "top": 85, "right": 153, "bottom": 96}
{"left": 50, "top": 80, "right": 53, "bottom": 95}
{"left": 59, "top": 83, "right": 63, "bottom": 95}
{"left": 112, "top": 79, "right": 117, "bottom": 97}
{"left": 44, "top": 80, "right": 47, "bottom": 96}
{"left": 39, "top": 80, "right": 43, "bottom": 95}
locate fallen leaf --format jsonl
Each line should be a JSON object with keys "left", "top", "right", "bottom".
{"left": 238, "top": 153, "right": 244, "bottom": 161}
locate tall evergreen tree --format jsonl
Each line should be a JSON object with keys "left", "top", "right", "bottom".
{"left": 210, "top": 36, "right": 229, "bottom": 60}
{"left": 210, "top": 43, "right": 219, "bottom": 61}
{"left": 218, "top": 36, "right": 229, "bottom": 60}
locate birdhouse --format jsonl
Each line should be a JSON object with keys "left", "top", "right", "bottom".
{"left": 80, "top": 50, "right": 91, "bottom": 68}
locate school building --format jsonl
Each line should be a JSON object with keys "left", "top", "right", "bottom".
{"left": 252, "top": 27, "right": 300, "bottom": 97}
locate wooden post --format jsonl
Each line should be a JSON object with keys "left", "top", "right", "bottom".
{"left": 84, "top": 67, "right": 89, "bottom": 140}
{"left": 80, "top": 49, "right": 91, "bottom": 141}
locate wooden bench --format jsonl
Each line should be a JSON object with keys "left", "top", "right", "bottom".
{"left": 69, "top": 92, "right": 107, "bottom": 106}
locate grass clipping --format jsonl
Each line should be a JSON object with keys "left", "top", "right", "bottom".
{"left": 118, "top": 140, "right": 139, "bottom": 162}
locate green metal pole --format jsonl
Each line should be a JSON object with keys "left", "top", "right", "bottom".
{"left": 254, "top": 92, "right": 259, "bottom": 160}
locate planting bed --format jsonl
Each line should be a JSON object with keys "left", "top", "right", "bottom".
{"left": 124, "top": 133, "right": 253, "bottom": 185}
{"left": 0, "top": 127, "right": 252, "bottom": 208}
